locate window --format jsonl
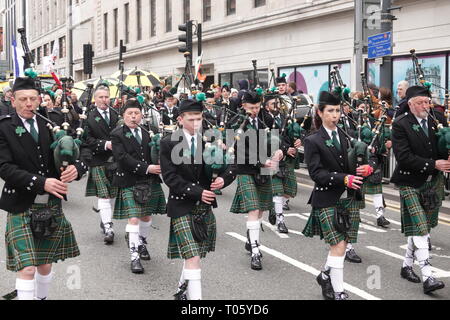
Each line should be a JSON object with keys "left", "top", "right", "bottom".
{"left": 183, "top": 0, "right": 190, "bottom": 23}
{"left": 37, "top": 47, "right": 41, "bottom": 65}
{"left": 255, "top": 0, "right": 266, "bottom": 8}
{"left": 43, "top": 43, "right": 49, "bottom": 57}
{"left": 150, "top": 0, "right": 156, "bottom": 37}
{"left": 166, "top": 0, "right": 172, "bottom": 32}
{"left": 114, "top": 8, "right": 118, "bottom": 47}
{"left": 203, "top": 0, "right": 211, "bottom": 22}
{"left": 59, "top": 36, "right": 66, "bottom": 58}
{"left": 104, "top": 13, "right": 108, "bottom": 50}
{"left": 227, "top": 0, "right": 236, "bottom": 16}
{"left": 124, "top": 3, "right": 130, "bottom": 44}
{"left": 137, "top": 0, "right": 142, "bottom": 40}
{"left": 219, "top": 69, "right": 268, "bottom": 90}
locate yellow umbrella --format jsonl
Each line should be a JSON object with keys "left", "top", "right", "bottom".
{"left": 111, "top": 67, "right": 161, "bottom": 87}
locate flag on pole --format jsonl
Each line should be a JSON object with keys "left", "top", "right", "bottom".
{"left": 12, "top": 38, "right": 23, "bottom": 77}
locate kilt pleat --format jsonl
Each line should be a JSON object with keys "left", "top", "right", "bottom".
{"left": 302, "top": 199, "right": 360, "bottom": 246}
{"left": 399, "top": 173, "right": 444, "bottom": 237}
{"left": 113, "top": 183, "right": 166, "bottom": 219}
{"left": 5, "top": 200, "right": 79, "bottom": 272}
{"left": 230, "top": 175, "right": 273, "bottom": 213}
{"left": 167, "top": 204, "right": 216, "bottom": 260}
{"left": 272, "top": 167, "right": 298, "bottom": 198}
{"left": 363, "top": 182, "right": 383, "bottom": 195}
{"left": 85, "top": 166, "right": 118, "bottom": 199}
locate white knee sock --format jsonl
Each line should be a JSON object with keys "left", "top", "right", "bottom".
{"left": 346, "top": 243, "right": 353, "bottom": 252}
{"left": 247, "top": 221, "right": 261, "bottom": 255}
{"left": 35, "top": 271, "right": 53, "bottom": 300}
{"left": 139, "top": 220, "right": 152, "bottom": 242}
{"left": 413, "top": 235, "right": 432, "bottom": 281}
{"left": 273, "top": 196, "right": 284, "bottom": 224}
{"left": 109, "top": 198, "right": 115, "bottom": 210}
{"left": 184, "top": 269, "right": 202, "bottom": 300}
{"left": 373, "top": 194, "right": 385, "bottom": 218}
{"left": 16, "top": 278, "right": 35, "bottom": 300}
{"left": 327, "top": 255, "right": 345, "bottom": 293}
{"left": 403, "top": 236, "right": 415, "bottom": 268}
{"left": 126, "top": 224, "right": 140, "bottom": 260}
{"left": 98, "top": 198, "right": 113, "bottom": 225}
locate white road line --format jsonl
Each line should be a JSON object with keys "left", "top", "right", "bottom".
{"left": 366, "top": 246, "right": 450, "bottom": 278}
{"left": 227, "top": 232, "right": 381, "bottom": 300}
{"left": 261, "top": 221, "right": 290, "bottom": 239}
{"left": 360, "top": 211, "right": 402, "bottom": 226}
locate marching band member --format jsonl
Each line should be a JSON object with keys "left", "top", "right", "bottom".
{"left": 110, "top": 99, "right": 166, "bottom": 274}
{"left": 302, "top": 91, "right": 374, "bottom": 300}
{"left": 229, "top": 90, "right": 284, "bottom": 270}
{"left": 0, "top": 77, "right": 87, "bottom": 300}
{"left": 161, "top": 91, "right": 179, "bottom": 126}
{"left": 160, "top": 98, "right": 235, "bottom": 299}
{"left": 83, "top": 86, "right": 119, "bottom": 244}
{"left": 391, "top": 86, "right": 448, "bottom": 294}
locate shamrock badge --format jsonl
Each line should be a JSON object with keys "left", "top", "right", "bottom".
{"left": 412, "top": 124, "right": 420, "bottom": 132}
{"left": 125, "top": 132, "right": 133, "bottom": 139}
{"left": 15, "top": 126, "right": 26, "bottom": 137}
{"left": 95, "top": 117, "right": 101, "bottom": 123}
{"left": 325, "top": 139, "right": 334, "bottom": 148}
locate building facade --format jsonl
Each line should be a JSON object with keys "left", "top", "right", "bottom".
{"left": 8, "top": 0, "right": 450, "bottom": 103}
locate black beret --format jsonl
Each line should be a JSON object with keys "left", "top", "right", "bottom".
{"left": 122, "top": 99, "right": 142, "bottom": 112}
{"left": 164, "top": 91, "right": 174, "bottom": 99}
{"left": 12, "top": 77, "right": 40, "bottom": 93}
{"left": 241, "top": 91, "right": 262, "bottom": 104}
{"left": 318, "top": 91, "right": 341, "bottom": 106}
{"left": 406, "top": 85, "right": 431, "bottom": 101}
{"left": 205, "top": 91, "right": 215, "bottom": 99}
{"left": 276, "top": 76, "right": 287, "bottom": 84}
{"left": 264, "top": 93, "right": 278, "bottom": 105}
{"left": 179, "top": 99, "right": 203, "bottom": 114}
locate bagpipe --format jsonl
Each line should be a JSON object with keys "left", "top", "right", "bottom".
{"left": 18, "top": 27, "right": 82, "bottom": 172}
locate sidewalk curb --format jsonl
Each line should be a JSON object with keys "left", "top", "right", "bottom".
{"left": 295, "top": 169, "right": 450, "bottom": 223}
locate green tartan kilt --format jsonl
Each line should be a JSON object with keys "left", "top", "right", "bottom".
{"left": 167, "top": 204, "right": 216, "bottom": 260}
{"left": 230, "top": 175, "right": 273, "bottom": 213}
{"left": 5, "top": 199, "right": 80, "bottom": 272}
{"left": 113, "top": 183, "right": 166, "bottom": 220}
{"left": 302, "top": 199, "right": 360, "bottom": 246}
{"left": 272, "top": 166, "right": 298, "bottom": 198}
{"left": 85, "top": 166, "right": 118, "bottom": 199}
{"left": 354, "top": 188, "right": 366, "bottom": 210}
{"left": 363, "top": 181, "right": 383, "bottom": 195}
{"left": 399, "top": 173, "right": 444, "bottom": 237}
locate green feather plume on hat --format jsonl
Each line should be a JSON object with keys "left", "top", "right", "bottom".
{"left": 255, "top": 87, "right": 264, "bottom": 96}
{"left": 24, "top": 68, "right": 38, "bottom": 79}
{"left": 281, "top": 73, "right": 287, "bottom": 78}
{"left": 196, "top": 92, "right": 206, "bottom": 102}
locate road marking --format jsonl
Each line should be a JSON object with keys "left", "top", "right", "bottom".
{"left": 261, "top": 221, "right": 290, "bottom": 239}
{"left": 366, "top": 246, "right": 450, "bottom": 278}
{"left": 227, "top": 232, "right": 381, "bottom": 300}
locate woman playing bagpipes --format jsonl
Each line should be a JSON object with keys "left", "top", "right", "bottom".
{"left": 302, "top": 90, "right": 375, "bottom": 300}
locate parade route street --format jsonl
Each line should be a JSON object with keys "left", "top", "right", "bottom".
{"left": 1, "top": 176, "right": 450, "bottom": 300}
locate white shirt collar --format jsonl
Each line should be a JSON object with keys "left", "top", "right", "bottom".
{"left": 414, "top": 115, "right": 427, "bottom": 125}
{"left": 18, "top": 114, "right": 37, "bottom": 126}
{"left": 97, "top": 107, "right": 109, "bottom": 115}
{"left": 324, "top": 126, "right": 339, "bottom": 141}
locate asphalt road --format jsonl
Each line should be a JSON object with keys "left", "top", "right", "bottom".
{"left": 1, "top": 176, "right": 450, "bottom": 300}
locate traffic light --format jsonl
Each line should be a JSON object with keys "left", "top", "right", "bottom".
{"left": 178, "top": 20, "right": 193, "bottom": 63}
{"left": 83, "top": 44, "right": 94, "bottom": 75}
{"left": 197, "top": 23, "right": 202, "bottom": 56}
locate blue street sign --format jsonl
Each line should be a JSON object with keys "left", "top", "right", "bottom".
{"left": 368, "top": 31, "right": 392, "bottom": 59}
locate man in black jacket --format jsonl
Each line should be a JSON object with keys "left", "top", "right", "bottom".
{"left": 391, "top": 85, "right": 450, "bottom": 294}
{"left": 83, "top": 86, "right": 119, "bottom": 244}
{"left": 111, "top": 99, "right": 166, "bottom": 274}
{"left": 160, "top": 98, "right": 235, "bottom": 300}
{"left": 0, "top": 86, "right": 15, "bottom": 116}
{"left": 0, "top": 77, "right": 87, "bottom": 300}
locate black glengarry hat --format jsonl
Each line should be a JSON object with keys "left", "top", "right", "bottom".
{"left": 406, "top": 85, "right": 431, "bottom": 101}
{"left": 123, "top": 99, "right": 142, "bottom": 112}
{"left": 12, "top": 77, "right": 40, "bottom": 93}
{"left": 318, "top": 91, "right": 341, "bottom": 106}
{"left": 241, "top": 90, "right": 262, "bottom": 104}
{"left": 179, "top": 99, "right": 203, "bottom": 114}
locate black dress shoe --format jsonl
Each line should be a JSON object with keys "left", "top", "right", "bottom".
{"left": 283, "top": 200, "right": 290, "bottom": 211}
{"left": 131, "top": 258, "right": 144, "bottom": 274}
{"left": 173, "top": 282, "right": 188, "bottom": 300}
{"left": 334, "top": 291, "right": 349, "bottom": 300}
{"left": 277, "top": 221, "right": 289, "bottom": 234}
{"left": 377, "top": 216, "right": 390, "bottom": 228}
{"left": 103, "top": 223, "right": 114, "bottom": 244}
{"left": 251, "top": 253, "right": 262, "bottom": 270}
{"left": 138, "top": 244, "right": 151, "bottom": 260}
{"left": 400, "top": 266, "right": 421, "bottom": 283}
{"left": 345, "top": 249, "right": 362, "bottom": 263}
{"left": 423, "top": 277, "right": 445, "bottom": 294}
{"left": 316, "top": 270, "right": 334, "bottom": 300}
{"left": 268, "top": 209, "right": 277, "bottom": 225}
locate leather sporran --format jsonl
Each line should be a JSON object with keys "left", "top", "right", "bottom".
{"left": 275, "top": 166, "right": 287, "bottom": 179}
{"left": 253, "top": 173, "right": 270, "bottom": 186}
{"left": 333, "top": 200, "right": 352, "bottom": 233}
{"left": 367, "top": 168, "right": 383, "bottom": 184}
{"left": 104, "top": 156, "right": 117, "bottom": 183}
{"left": 133, "top": 182, "right": 152, "bottom": 205}
{"left": 29, "top": 208, "right": 58, "bottom": 240}
{"left": 190, "top": 211, "right": 209, "bottom": 242}
{"left": 419, "top": 188, "right": 440, "bottom": 211}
